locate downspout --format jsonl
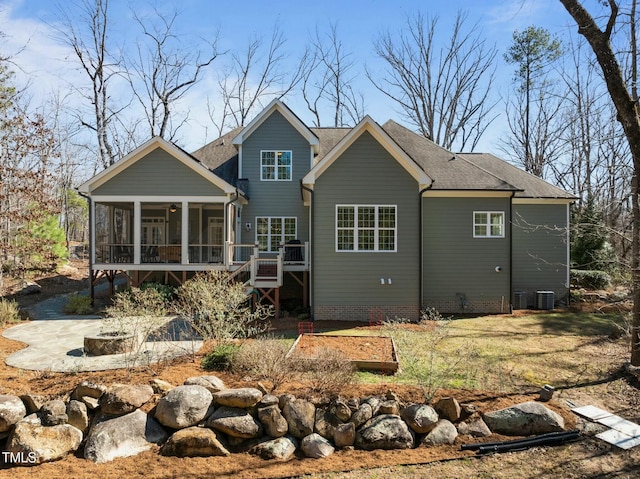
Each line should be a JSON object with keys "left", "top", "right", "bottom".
{"left": 225, "top": 188, "right": 240, "bottom": 264}
{"left": 300, "top": 181, "right": 314, "bottom": 316}
{"left": 419, "top": 185, "right": 432, "bottom": 316}
{"left": 77, "top": 190, "right": 94, "bottom": 304}
{"left": 509, "top": 191, "right": 515, "bottom": 314}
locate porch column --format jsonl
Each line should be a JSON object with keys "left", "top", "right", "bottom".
{"left": 90, "top": 200, "right": 96, "bottom": 264}
{"left": 181, "top": 200, "right": 189, "bottom": 264}
{"left": 134, "top": 201, "right": 141, "bottom": 264}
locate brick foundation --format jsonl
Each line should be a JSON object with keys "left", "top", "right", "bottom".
{"left": 313, "top": 305, "right": 420, "bottom": 322}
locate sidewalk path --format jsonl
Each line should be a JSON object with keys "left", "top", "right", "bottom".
{"left": 3, "top": 290, "right": 202, "bottom": 372}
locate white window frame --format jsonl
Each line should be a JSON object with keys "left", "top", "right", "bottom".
{"left": 256, "top": 216, "right": 297, "bottom": 252}
{"left": 335, "top": 205, "right": 397, "bottom": 252}
{"left": 473, "top": 211, "right": 505, "bottom": 238}
{"left": 260, "top": 150, "right": 292, "bottom": 181}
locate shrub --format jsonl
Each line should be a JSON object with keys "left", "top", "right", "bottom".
{"left": 571, "top": 269, "right": 611, "bottom": 290}
{"left": 202, "top": 342, "right": 241, "bottom": 371}
{"left": 231, "top": 336, "right": 294, "bottom": 390}
{"left": 140, "top": 282, "right": 175, "bottom": 302}
{"left": 0, "top": 299, "right": 20, "bottom": 326}
{"left": 299, "top": 348, "right": 356, "bottom": 393}
{"left": 174, "top": 271, "right": 272, "bottom": 341}
{"left": 63, "top": 294, "right": 93, "bottom": 315}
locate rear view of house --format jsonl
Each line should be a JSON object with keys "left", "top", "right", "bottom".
{"left": 79, "top": 100, "right": 574, "bottom": 320}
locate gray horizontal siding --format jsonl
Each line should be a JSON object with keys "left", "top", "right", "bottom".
{"left": 512, "top": 203, "right": 569, "bottom": 303}
{"left": 313, "top": 131, "right": 420, "bottom": 309}
{"left": 423, "top": 197, "right": 510, "bottom": 308}
{"left": 240, "top": 110, "right": 311, "bottom": 244}
{"left": 94, "top": 148, "right": 225, "bottom": 196}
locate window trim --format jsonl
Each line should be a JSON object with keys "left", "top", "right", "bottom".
{"left": 255, "top": 216, "right": 297, "bottom": 252}
{"left": 260, "top": 150, "right": 292, "bottom": 181}
{"left": 335, "top": 205, "right": 397, "bottom": 252}
{"left": 473, "top": 211, "right": 505, "bottom": 238}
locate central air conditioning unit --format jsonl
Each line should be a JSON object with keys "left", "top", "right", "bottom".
{"left": 536, "top": 291, "right": 555, "bottom": 310}
{"left": 513, "top": 291, "right": 527, "bottom": 310}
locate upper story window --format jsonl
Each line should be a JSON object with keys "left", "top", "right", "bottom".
{"left": 261, "top": 150, "right": 292, "bottom": 181}
{"left": 336, "top": 205, "right": 397, "bottom": 252}
{"left": 474, "top": 211, "right": 504, "bottom": 238}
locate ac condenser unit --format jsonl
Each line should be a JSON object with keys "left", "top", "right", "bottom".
{"left": 536, "top": 291, "right": 555, "bottom": 310}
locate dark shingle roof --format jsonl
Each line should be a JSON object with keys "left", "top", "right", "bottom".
{"left": 457, "top": 153, "right": 576, "bottom": 199}
{"left": 310, "top": 128, "right": 351, "bottom": 162}
{"left": 382, "top": 120, "right": 520, "bottom": 192}
{"left": 191, "top": 127, "right": 243, "bottom": 185}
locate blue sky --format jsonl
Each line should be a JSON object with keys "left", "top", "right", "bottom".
{"left": 2, "top": 0, "right": 577, "bottom": 153}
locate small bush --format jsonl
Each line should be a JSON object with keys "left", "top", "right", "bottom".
{"left": 0, "top": 299, "right": 20, "bottom": 326}
{"left": 231, "top": 336, "right": 294, "bottom": 390}
{"left": 571, "top": 269, "right": 611, "bottom": 290}
{"left": 140, "top": 282, "right": 175, "bottom": 302}
{"left": 202, "top": 342, "right": 241, "bottom": 371}
{"left": 300, "top": 348, "right": 356, "bottom": 393}
{"left": 63, "top": 294, "right": 93, "bottom": 315}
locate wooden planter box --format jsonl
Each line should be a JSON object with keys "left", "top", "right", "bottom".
{"left": 287, "top": 333, "right": 399, "bottom": 373}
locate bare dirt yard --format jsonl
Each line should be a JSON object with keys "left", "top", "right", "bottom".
{"left": 1, "top": 263, "right": 639, "bottom": 478}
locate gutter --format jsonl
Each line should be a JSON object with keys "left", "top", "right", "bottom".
{"left": 300, "top": 181, "right": 314, "bottom": 316}
{"left": 77, "top": 190, "right": 94, "bottom": 303}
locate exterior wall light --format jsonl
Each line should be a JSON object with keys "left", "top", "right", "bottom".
{"left": 169, "top": 203, "right": 177, "bottom": 213}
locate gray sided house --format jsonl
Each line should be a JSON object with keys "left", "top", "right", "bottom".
{"left": 79, "top": 100, "right": 575, "bottom": 320}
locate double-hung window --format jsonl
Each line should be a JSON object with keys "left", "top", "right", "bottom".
{"left": 256, "top": 217, "right": 297, "bottom": 252}
{"left": 336, "top": 205, "right": 396, "bottom": 252}
{"left": 261, "top": 150, "right": 292, "bottom": 181}
{"left": 473, "top": 211, "right": 504, "bottom": 238}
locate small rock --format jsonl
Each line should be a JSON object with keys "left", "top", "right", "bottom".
{"left": 155, "top": 385, "right": 213, "bottom": 429}
{"left": 19, "top": 394, "right": 47, "bottom": 415}
{"left": 40, "top": 400, "right": 68, "bottom": 426}
{"left": 258, "top": 394, "right": 280, "bottom": 407}
{"left": 0, "top": 394, "right": 27, "bottom": 433}
{"left": 150, "top": 379, "right": 175, "bottom": 394}
{"left": 212, "top": 388, "right": 263, "bottom": 408}
{"left": 206, "top": 406, "right": 263, "bottom": 439}
{"left": 351, "top": 403, "right": 373, "bottom": 429}
{"left": 379, "top": 400, "right": 400, "bottom": 415}
{"left": 72, "top": 381, "right": 106, "bottom": 401}
{"left": 251, "top": 436, "right": 298, "bottom": 460}
{"left": 82, "top": 396, "right": 100, "bottom": 410}
{"left": 301, "top": 433, "right": 335, "bottom": 458}
{"left": 457, "top": 415, "right": 492, "bottom": 437}
{"left": 161, "top": 426, "right": 230, "bottom": 457}
{"left": 422, "top": 419, "right": 458, "bottom": 446}
{"left": 400, "top": 404, "right": 439, "bottom": 434}
{"left": 434, "top": 397, "right": 461, "bottom": 422}
{"left": 66, "top": 400, "right": 89, "bottom": 434}
{"left": 17, "top": 281, "right": 41, "bottom": 295}
{"left": 539, "top": 385, "right": 555, "bottom": 402}
{"left": 258, "top": 405, "right": 288, "bottom": 438}
{"left": 184, "top": 376, "right": 227, "bottom": 394}
{"left": 333, "top": 400, "right": 352, "bottom": 422}
{"left": 334, "top": 422, "right": 355, "bottom": 448}
{"left": 100, "top": 384, "right": 154, "bottom": 415}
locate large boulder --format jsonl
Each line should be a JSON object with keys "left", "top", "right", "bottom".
{"left": 355, "top": 414, "right": 415, "bottom": 451}
{"left": 206, "top": 406, "right": 263, "bottom": 439}
{"left": 155, "top": 385, "right": 213, "bottom": 429}
{"left": 72, "top": 381, "right": 107, "bottom": 411}
{"left": 457, "top": 415, "right": 492, "bottom": 437}
{"left": 160, "top": 426, "right": 230, "bottom": 457}
{"left": 434, "top": 397, "right": 462, "bottom": 422}
{"left": 281, "top": 397, "right": 315, "bottom": 439}
{"left": 251, "top": 436, "right": 298, "bottom": 460}
{"left": 422, "top": 419, "right": 458, "bottom": 446}
{"left": 258, "top": 405, "right": 288, "bottom": 438}
{"left": 351, "top": 403, "right": 373, "bottom": 429}
{"left": 100, "top": 384, "right": 154, "bottom": 416}
{"left": 0, "top": 394, "right": 27, "bottom": 433}
{"left": 400, "top": 404, "right": 439, "bottom": 434}
{"left": 333, "top": 422, "right": 356, "bottom": 448}
{"left": 185, "top": 376, "right": 227, "bottom": 394}
{"left": 84, "top": 409, "right": 169, "bottom": 463}
{"left": 7, "top": 417, "right": 82, "bottom": 464}
{"left": 483, "top": 402, "right": 565, "bottom": 436}
{"left": 212, "top": 388, "right": 263, "bottom": 408}
{"left": 314, "top": 407, "right": 343, "bottom": 440}
{"left": 301, "top": 433, "right": 335, "bottom": 458}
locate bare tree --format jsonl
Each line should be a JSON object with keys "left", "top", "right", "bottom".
{"left": 559, "top": 0, "right": 640, "bottom": 365}
{"left": 210, "top": 26, "right": 305, "bottom": 134}
{"left": 301, "top": 23, "right": 365, "bottom": 127}
{"left": 369, "top": 11, "right": 498, "bottom": 151}
{"left": 54, "top": 0, "right": 125, "bottom": 168}
{"left": 128, "top": 7, "right": 220, "bottom": 141}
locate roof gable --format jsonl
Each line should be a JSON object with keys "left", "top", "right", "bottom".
{"left": 232, "top": 99, "right": 319, "bottom": 153}
{"left": 78, "top": 136, "right": 239, "bottom": 195}
{"left": 302, "top": 116, "right": 432, "bottom": 190}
